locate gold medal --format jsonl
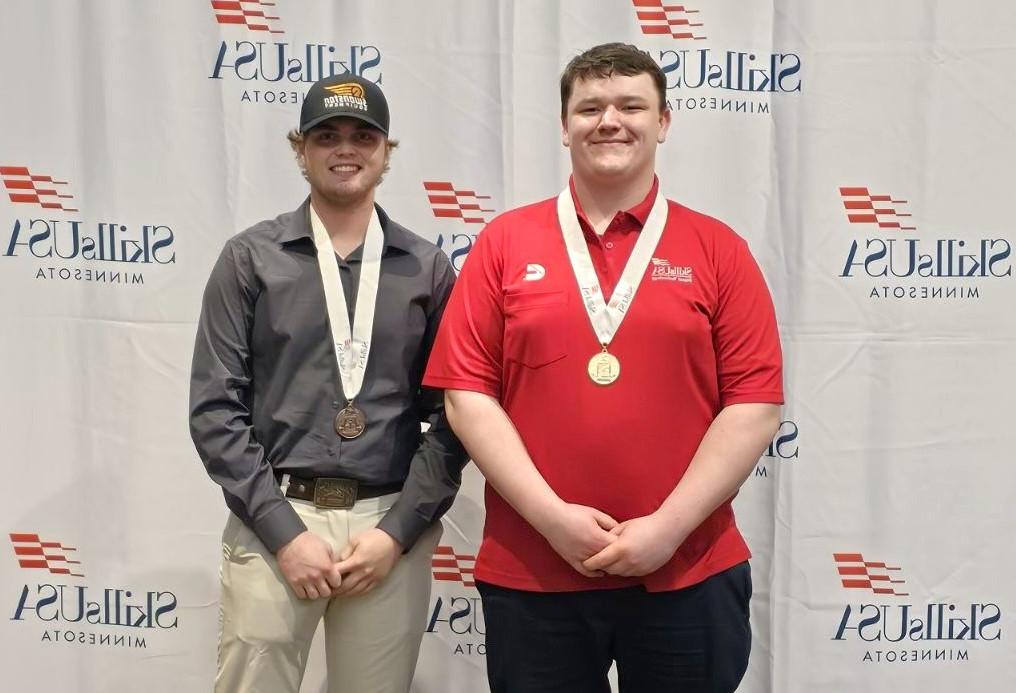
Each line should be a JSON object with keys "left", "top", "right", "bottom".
{"left": 334, "top": 404, "right": 367, "bottom": 439}
{"left": 587, "top": 348, "right": 620, "bottom": 386}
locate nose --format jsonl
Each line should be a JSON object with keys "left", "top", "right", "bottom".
{"left": 331, "top": 135, "right": 359, "bottom": 156}
{"left": 598, "top": 105, "right": 622, "bottom": 130}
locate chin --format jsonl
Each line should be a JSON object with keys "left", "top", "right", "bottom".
{"left": 589, "top": 163, "right": 636, "bottom": 179}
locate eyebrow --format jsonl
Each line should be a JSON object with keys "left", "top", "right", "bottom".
{"left": 573, "top": 95, "right": 650, "bottom": 107}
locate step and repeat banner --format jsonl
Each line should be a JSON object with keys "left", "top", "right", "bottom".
{"left": 2, "top": 1, "right": 1014, "bottom": 691}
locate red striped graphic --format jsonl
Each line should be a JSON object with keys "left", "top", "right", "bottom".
{"left": 833, "top": 553, "right": 908, "bottom": 596}
{"left": 212, "top": 0, "right": 283, "bottom": 34}
{"left": 1, "top": 166, "right": 78, "bottom": 211}
{"left": 632, "top": 1, "right": 706, "bottom": 40}
{"left": 424, "top": 181, "right": 496, "bottom": 224}
{"left": 839, "top": 187, "right": 916, "bottom": 230}
{"left": 10, "top": 533, "right": 85, "bottom": 577}
{"left": 432, "top": 545, "right": 476, "bottom": 587}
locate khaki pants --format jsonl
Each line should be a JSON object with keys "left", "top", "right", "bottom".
{"left": 215, "top": 494, "right": 441, "bottom": 693}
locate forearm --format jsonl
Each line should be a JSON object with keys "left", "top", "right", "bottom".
{"left": 190, "top": 408, "right": 305, "bottom": 552}
{"left": 656, "top": 403, "right": 780, "bottom": 540}
{"left": 444, "top": 389, "right": 564, "bottom": 532}
{"left": 377, "top": 414, "right": 467, "bottom": 550}
{"left": 190, "top": 338, "right": 304, "bottom": 552}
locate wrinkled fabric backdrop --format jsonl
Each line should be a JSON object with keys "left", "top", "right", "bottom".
{"left": 1, "top": 1, "right": 1013, "bottom": 691}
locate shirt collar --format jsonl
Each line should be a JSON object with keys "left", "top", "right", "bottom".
{"left": 568, "top": 175, "right": 659, "bottom": 234}
{"left": 279, "top": 197, "right": 414, "bottom": 255}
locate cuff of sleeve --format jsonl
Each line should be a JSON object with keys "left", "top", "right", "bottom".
{"left": 376, "top": 505, "right": 431, "bottom": 554}
{"left": 253, "top": 500, "right": 307, "bottom": 554}
{"left": 721, "top": 392, "right": 784, "bottom": 406}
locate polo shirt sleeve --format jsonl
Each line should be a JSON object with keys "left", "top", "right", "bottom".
{"left": 423, "top": 222, "right": 505, "bottom": 398}
{"left": 712, "top": 232, "right": 784, "bottom": 407}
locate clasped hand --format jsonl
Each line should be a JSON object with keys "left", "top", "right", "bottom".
{"left": 277, "top": 529, "right": 401, "bottom": 599}
{"left": 540, "top": 505, "right": 682, "bottom": 578}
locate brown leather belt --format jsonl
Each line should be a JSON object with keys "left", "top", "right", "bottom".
{"left": 282, "top": 474, "right": 403, "bottom": 509}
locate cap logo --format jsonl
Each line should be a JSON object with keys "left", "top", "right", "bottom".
{"left": 323, "top": 82, "right": 368, "bottom": 111}
{"left": 325, "top": 83, "right": 365, "bottom": 98}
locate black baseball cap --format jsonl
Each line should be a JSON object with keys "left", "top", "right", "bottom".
{"left": 299, "top": 74, "right": 389, "bottom": 135}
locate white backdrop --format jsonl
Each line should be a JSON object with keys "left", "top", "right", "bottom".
{"left": 2, "top": 1, "right": 1014, "bottom": 691}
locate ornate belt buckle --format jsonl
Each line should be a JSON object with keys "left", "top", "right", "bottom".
{"left": 314, "top": 478, "right": 358, "bottom": 509}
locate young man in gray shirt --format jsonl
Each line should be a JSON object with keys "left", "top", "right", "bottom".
{"left": 190, "top": 73, "right": 465, "bottom": 693}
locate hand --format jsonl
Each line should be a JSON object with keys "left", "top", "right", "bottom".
{"left": 538, "top": 504, "right": 618, "bottom": 577}
{"left": 581, "top": 513, "right": 683, "bottom": 577}
{"left": 332, "top": 528, "right": 402, "bottom": 597}
{"left": 276, "top": 531, "right": 343, "bottom": 599}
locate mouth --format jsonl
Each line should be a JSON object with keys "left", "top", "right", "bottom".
{"left": 329, "top": 163, "right": 361, "bottom": 174}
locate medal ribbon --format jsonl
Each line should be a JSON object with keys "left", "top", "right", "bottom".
{"left": 310, "top": 203, "right": 383, "bottom": 405}
{"left": 556, "top": 186, "right": 668, "bottom": 348}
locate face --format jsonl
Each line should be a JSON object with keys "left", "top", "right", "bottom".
{"left": 298, "top": 118, "right": 388, "bottom": 208}
{"left": 561, "top": 73, "right": 670, "bottom": 185}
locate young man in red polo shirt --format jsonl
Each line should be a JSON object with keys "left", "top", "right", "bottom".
{"left": 424, "top": 43, "right": 783, "bottom": 693}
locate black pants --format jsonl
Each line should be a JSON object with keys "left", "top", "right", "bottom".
{"left": 478, "top": 562, "right": 752, "bottom": 693}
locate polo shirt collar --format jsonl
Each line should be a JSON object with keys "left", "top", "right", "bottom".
{"left": 279, "top": 197, "right": 414, "bottom": 255}
{"left": 568, "top": 175, "right": 659, "bottom": 233}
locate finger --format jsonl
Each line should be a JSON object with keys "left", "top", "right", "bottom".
{"left": 600, "top": 563, "right": 632, "bottom": 577}
{"left": 590, "top": 509, "right": 619, "bottom": 531}
{"left": 335, "top": 571, "right": 366, "bottom": 596}
{"left": 291, "top": 583, "right": 308, "bottom": 600}
{"left": 338, "top": 542, "right": 355, "bottom": 562}
{"left": 345, "top": 578, "right": 375, "bottom": 597}
{"left": 582, "top": 543, "right": 622, "bottom": 571}
{"left": 325, "top": 566, "right": 343, "bottom": 589}
{"left": 569, "top": 561, "right": 604, "bottom": 578}
{"left": 304, "top": 584, "right": 319, "bottom": 600}
{"left": 333, "top": 556, "right": 360, "bottom": 576}
{"left": 313, "top": 578, "right": 332, "bottom": 599}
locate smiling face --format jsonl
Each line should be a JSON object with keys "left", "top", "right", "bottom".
{"left": 561, "top": 72, "right": 671, "bottom": 187}
{"left": 297, "top": 117, "right": 389, "bottom": 209}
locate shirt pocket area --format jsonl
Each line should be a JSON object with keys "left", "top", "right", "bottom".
{"left": 503, "top": 289, "right": 569, "bottom": 369}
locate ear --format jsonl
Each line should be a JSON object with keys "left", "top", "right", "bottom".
{"left": 561, "top": 116, "right": 570, "bottom": 147}
{"left": 657, "top": 107, "right": 672, "bottom": 144}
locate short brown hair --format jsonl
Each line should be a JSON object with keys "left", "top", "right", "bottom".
{"left": 560, "top": 43, "right": 667, "bottom": 118}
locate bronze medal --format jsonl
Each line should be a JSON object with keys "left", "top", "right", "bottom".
{"left": 587, "top": 350, "right": 620, "bottom": 386}
{"left": 334, "top": 404, "right": 367, "bottom": 439}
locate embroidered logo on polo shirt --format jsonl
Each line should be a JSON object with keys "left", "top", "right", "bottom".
{"left": 651, "top": 257, "right": 693, "bottom": 283}
{"left": 523, "top": 263, "right": 546, "bottom": 281}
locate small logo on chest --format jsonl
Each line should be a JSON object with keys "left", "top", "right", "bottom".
{"left": 651, "top": 257, "right": 693, "bottom": 283}
{"left": 523, "top": 263, "right": 546, "bottom": 281}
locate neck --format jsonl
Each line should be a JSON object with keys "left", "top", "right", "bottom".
{"left": 310, "top": 190, "right": 375, "bottom": 258}
{"left": 572, "top": 169, "right": 654, "bottom": 234}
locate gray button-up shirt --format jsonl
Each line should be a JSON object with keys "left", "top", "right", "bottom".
{"left": 189, "top": 199, "right": 466, "bottom": 553}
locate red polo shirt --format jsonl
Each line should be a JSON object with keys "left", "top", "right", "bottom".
{"left": 423, "top": 178, "right": 783, "bottom": 592}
